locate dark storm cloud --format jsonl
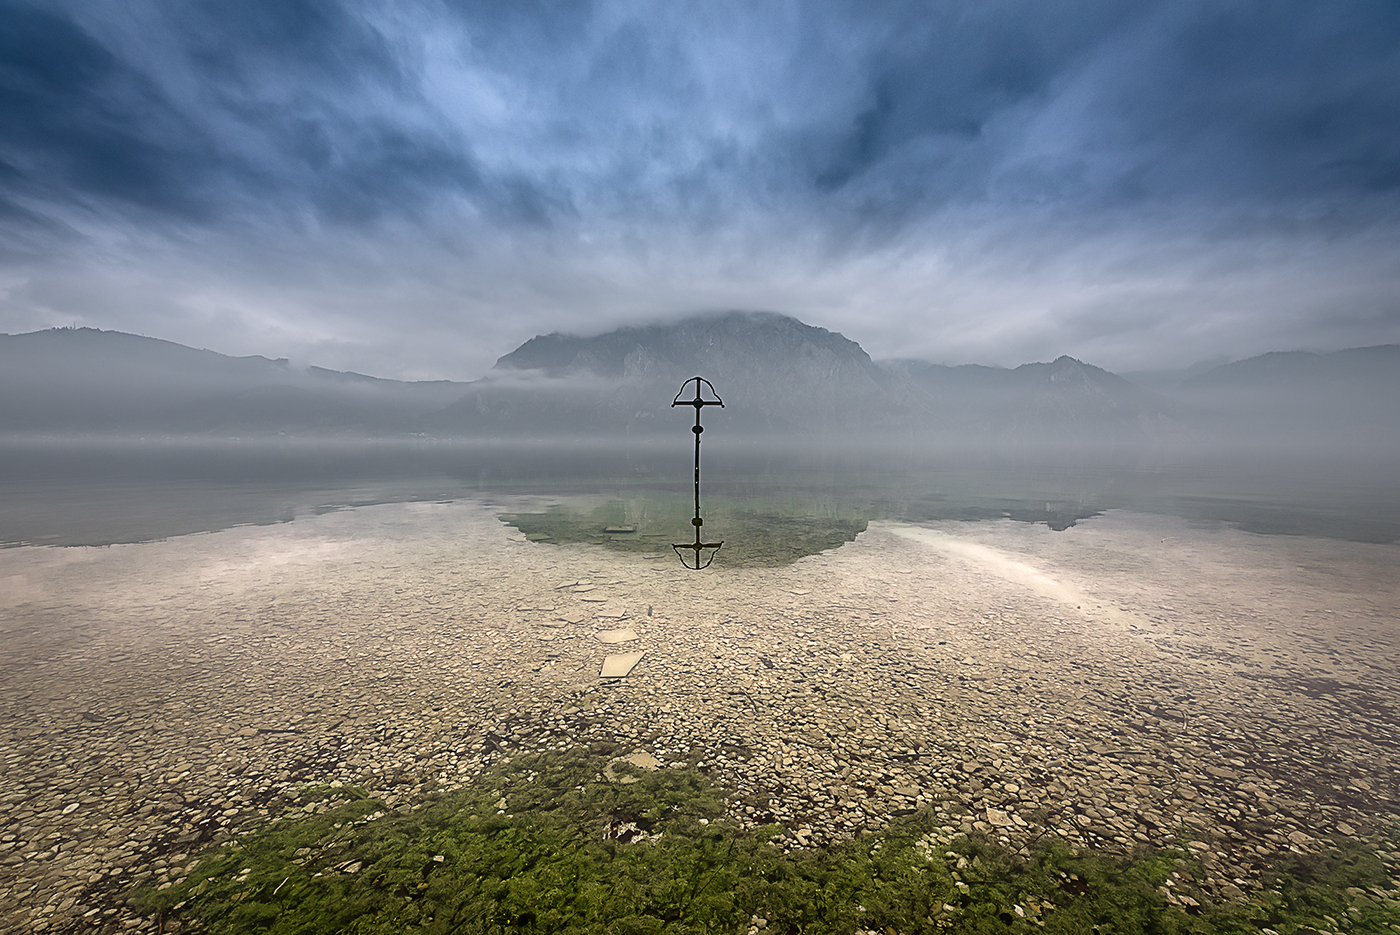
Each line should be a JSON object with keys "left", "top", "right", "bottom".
{"left": 0, "top": 0, "right": 561, "bottom": 236}
{"left": 1, "top": 0, "right": 1398, "bottom": 377}
{"left": 5, "top": 0, "right": 1397, "bottom": 229}
{"left": 799, "top": 2, "right": 1130, "bottom": 198}
{"left": 792, "top": 0, "right": 1400, "bottom": 218}
{"left": 1083, "top": 3, "right": 1400, "bottom": 201}
{"left": 0, "top": 3, "right": 225, "bottom": 219}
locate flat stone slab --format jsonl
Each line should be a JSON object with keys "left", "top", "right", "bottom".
{"left": 595, "top": 628, "right": 639, "bottom": 644}
{"left": 603, "top": 750, "right": 662, "bottom": 783}
{"left": 600, "top": 651, "right": 644, "bottom": 678}
{"left": 620, "top": 751, "right": 661, "bottom": 769}
{"left": 594, "top": 609, "right": 627, "bottom": 619}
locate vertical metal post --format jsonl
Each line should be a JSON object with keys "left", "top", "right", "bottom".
{"left": 672, "top": 377, "right": 724, "bottom": 568}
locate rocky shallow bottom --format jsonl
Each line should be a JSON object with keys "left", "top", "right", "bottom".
{"left": 2, "top": 498, "right": 1398, "bottom": 933}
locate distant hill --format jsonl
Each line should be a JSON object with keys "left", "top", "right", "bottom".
{"left": 883, "top": 356, "right": 1181, "bottom": 442}
{"left": 433, "top": 312, "right": 931, "bottom": 436}
{"left": 1118, "top": 357, "right": 1233, "bottom": 393}
{"left": 4, "top": 322, "right": 1393, "bottom": 447}
{"left": 0, "top": 328, "right": 468, "bottom": 434}
{"left": 436, "top": 312, "right": 1183, "bottom": 442}
{"left": 1143, "top": 345, "right": 1400, "bottom": 445}
{"left": 1186, "top": 345, "right": 1400, "bottom": 390}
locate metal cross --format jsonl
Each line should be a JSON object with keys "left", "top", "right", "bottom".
{"left": 671, "top": 376, "right": 724, "bottom": 568}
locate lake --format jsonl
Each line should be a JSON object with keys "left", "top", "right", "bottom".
{"left": 3, "top": 435, "right": 1398, "bottom": 550}
{"left": 2, "top": 435, "right": 1398, "bottom": 932}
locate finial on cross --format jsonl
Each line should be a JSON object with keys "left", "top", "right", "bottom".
{"left": 671, "top": 377, "right": 724, "bottom": 569}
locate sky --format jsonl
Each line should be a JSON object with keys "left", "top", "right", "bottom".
{"left": 2, "top": 0, "right": 1399, "bottom": 381}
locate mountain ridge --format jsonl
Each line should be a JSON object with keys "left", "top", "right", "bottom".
{"left": 883, "top": 355, "right": 1181, "bottom": 436}
{"left": 0, "top": 327, "right": 469, "bottom": 434}
{"left": 437, "top": 311, "right": 929, "bottom": 436}
{"left": 430, "top": 312, "right": 1186, "bottom": 441}
{"left": 3, "top": 319, "right": 1395, "bottom": 443}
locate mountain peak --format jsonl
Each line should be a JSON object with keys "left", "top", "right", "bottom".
{"left": 494, "top": 311, "right": 867, "bottom": 379}
{"left": 443, "top": 311, "right": 911, "bottom": 434}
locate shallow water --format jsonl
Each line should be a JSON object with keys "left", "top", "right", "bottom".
{"left": 2, "top": 470, "right": 1399, "bottom": 932}
{"left": 4, "top": 435, "right": 1400, "bottom": 551}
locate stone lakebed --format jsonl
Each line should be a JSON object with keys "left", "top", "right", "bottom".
{"left": 2, "top": 499, "right": 1399, "bottom": 932}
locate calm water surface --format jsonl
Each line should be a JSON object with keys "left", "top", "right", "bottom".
{"left": 3, "top": 437, "right": 1397, "bottom": 555}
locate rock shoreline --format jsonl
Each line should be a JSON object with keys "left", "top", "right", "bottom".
{"left": 2, "top": 500, "right": 1398, "bottom": 932}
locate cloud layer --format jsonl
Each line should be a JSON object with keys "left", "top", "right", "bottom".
{"left": 2, "top": 0, "right": 1398, "bottom": 378}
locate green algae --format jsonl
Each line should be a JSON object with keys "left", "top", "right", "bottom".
{"left": 499, "top": 496, "right": 870, "bottom": 567}
{"left": 131, "top": 751, "right": 1400, "bottom": 934}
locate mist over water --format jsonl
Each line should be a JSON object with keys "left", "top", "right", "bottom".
{"left": 6, "top": 319, "right": 1397, "bottom": 552}
{"left": 4, "top": 432, "right": 1396, "bottom": 551}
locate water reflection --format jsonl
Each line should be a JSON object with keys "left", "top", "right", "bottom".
{"left": 1, "top": 435, "right": 1396, "bottom": 550}
{"left": 498, "top": 494, "right": 871, "bottom": 567}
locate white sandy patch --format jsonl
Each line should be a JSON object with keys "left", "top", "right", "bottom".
{"left": 884, "top": 522, "right": 1091, "bottom": 605}
{"left": 882, "top": 521, "right": 1139, "bottom": 630}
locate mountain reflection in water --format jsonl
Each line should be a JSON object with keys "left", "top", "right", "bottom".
{"left": 2, "top": 436, "right": 1396, "bottom": 551}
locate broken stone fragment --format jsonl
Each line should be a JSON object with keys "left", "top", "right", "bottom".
{"left": 595, "top": 629, "right": 639, "bottom": 644}
{"left": 600, "top": 652, "right": 644, "bottom": 678}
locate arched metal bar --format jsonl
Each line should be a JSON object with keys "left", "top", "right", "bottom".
{"left": 670, "top": 376, "right": 724, "bottom": 410}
